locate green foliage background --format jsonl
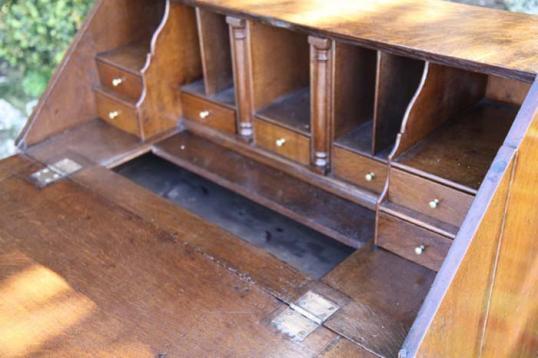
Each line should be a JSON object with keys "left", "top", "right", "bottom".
{"left": 0, "top": 0, "right": 94, "bottom": 99}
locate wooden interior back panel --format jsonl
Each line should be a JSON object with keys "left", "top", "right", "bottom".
{"left": 373, "top": 52, "right": 424, "bottom": 154}
{"left": 249, "top": 21, "right": 309, "bottom": 110}
{"left": 196, "top": 8, "right": 234, "bottom": 95}
{"left": 486, "top": 75, "right": 532, "bottom": 106}
{"left": 0, "top": 157, "right": 338, "bottom": 357}
{"left": 332, "top": 43, "right": 376, "bottom": 139}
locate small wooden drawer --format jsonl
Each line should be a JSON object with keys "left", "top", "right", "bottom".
{"left": 389, "top": 168, "right": 474, "bottom": 227}
{"left": 377, "top": 212, "right": 452, "bottom": 271}
{"left": 181, "top": 92, "right": 237, "bottom": 135}
{"left": 332, "top": 147, "right": 387, "bottom": 193}
{"left": 95, "top": 89, "right": 140, "bottom": 137}
{"left": 254, "top": 118, "right": 310, "bottom": 166}
{"left": 96, "top": 61, "right": 143, "bottom": 101}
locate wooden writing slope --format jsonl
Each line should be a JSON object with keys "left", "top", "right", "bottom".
{"left": 2, "top": 0, "right": 538, "bottom": 356}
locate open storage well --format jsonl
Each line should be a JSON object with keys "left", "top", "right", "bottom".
{"left": 250, "top": 23, "right": 311, "bottom": 135}
{"left": 392, "top": 67, "right": 531, "bottom": 191}
{"left": 332, "top": 48, "right": 425, "bottom": 159}
{"left": 180, "top": 8, "right": 236, "bottom": 106}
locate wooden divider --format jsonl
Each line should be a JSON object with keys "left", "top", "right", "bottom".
{"left": 196, "top": 9, "right": 234, "bottom": 97}
{"left": 373, "top": 53, "right": 425, "bottom": 157}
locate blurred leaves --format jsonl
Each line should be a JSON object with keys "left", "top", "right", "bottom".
{"left": 0, "top": 0, "right": 94, "bottom": 97}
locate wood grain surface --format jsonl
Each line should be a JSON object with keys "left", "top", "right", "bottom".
{"left": 184, "top": 0, "right": 538, "bottom": 80}
{"left": 0, "top": 156, "right": 339, "bottom": 357}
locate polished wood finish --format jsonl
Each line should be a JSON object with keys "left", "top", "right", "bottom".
{"left": 196, "top": 8, "right": 233, "bottom": 96}
{"left": 404, "top": 80, "right": 538, "bottom": 357}
{"left": 332, "top": 43, "right": 377, "bottom": 149}
{"left": 0, "top": 156, "right": 338, "bottom": 357}
{"left": 309, "top": 36, "right": 333, "bottom": 172}
{"left": 183, "top": 0, "right": 538, "bottom": 80}
{"left": 26, "top": 119, "right": 151, "bottom": 169}
{"left": 323, "top": 246, "right": 436, "bottom": 357}
{"left": 332, "top": 147, "right": 387, "bottom": 194}
{"left": 10, "top": 1, "right": 538, "bottom": 356}
{"left": 138, "top": 1, "right": 203, "bottom": 139}
{"left": 227, "top": 16, "right": 254, "bottom": 138}
{"left": 373, "top": 52, "right": 424, "bottom": 156}
{"left": 254, "top": 118, "right": 311, "bottom": 166}
{"left": 180, "top": 92, "right": 237, "bottom": 134}
{"left": 95, "top": 88, "right": 140, "bottom": 137}
{"left": 388, "top": 168, "right": 475, "bottom": 228}
{"left": 96, "top": 60, "right": 143, "bottom": 101}
{"left": 321, "top": 338, "right": 378, "bottom": 358}
{"left": 396, "top": 98, "right": 520, "bottom": 190}
{"left": 376, "top": 213, "right": 452, "bottom": 272}
{"left": 392, "top": 63, "right": 487, "bottom": 159}
{"left": 480, "top": 110, "right": 538, "bottom": 357}
{"left": 153, "top": 132, "right": 375, "bottom": 248}
{"left": 74, "top": 165, "right": 310, "bottom": 303}
{"left": 18, "top": 0, "right": 164, "bottom": 147}
{"left": 249, "top": 21, "right": 309, "bottom": 111}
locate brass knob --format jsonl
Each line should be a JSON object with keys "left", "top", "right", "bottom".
{"left": 275, "top": 138, "right": 286, "bottom": 147}
{"left": 108, "top": 111, "right": 120, "bottom": 120}
{"left": 429, "top": 199, "right": 440, "bottom": 209}
{"left": 365, "top": 172, "right": 376, "bottom": 182}
{"left": 112, "top": 78, "right": 124, "bottom": 87}
{"left": 415, "top": 245, "right": 426, "bottom": 255}
{"left": 199, "top": 110, "right": 211, "bottom": 120}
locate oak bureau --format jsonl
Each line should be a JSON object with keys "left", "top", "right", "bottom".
{"left": 2, "top": 0, "right": 538, "bottom": 357}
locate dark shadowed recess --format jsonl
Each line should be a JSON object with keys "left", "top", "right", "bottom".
{"left": 115, "top": 154, "right": 354, "bottom": 278}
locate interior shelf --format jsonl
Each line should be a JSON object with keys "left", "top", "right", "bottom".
{"left": 181, "top": 79, "right": 236, "bottom": 107}
{"left": 250, "top": 21, "right": 310, "bottom": 134}
{"left": 257, "top": 87, "right": 311, "bottom": 135}
{"left": 333, "top": 121, "right": 373, "bottom": 156}
{"left": 393, "top": 68, "right": 530, "bottom": 190}
{"left": 397, "top": 99, "right": 519, "bottom": 189}
{"left": 96, "top": 40, "right": 150, "bottom": 74}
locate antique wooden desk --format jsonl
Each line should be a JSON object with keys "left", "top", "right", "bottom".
{"left": 1, "top": 0, "right": 537, "bottom": 356}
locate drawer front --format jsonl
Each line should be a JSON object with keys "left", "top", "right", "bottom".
{"left": 389, "top": 168, "right": 474, "bottom": 227}
{"left": 254, "top": 118, "right": 310, "bottom": 166}
{"left": 97, "top": 61, "right": 143, "bottom": 101}
{"left": 332, "top": 147, "right": 387, "bottom": 193}
{"left": 95, "top": 90, "right": 140, "bottom": 137}
{"left": 181, "top": 92, "right": 237, "bottom": 135}
{"left": 377, "top": 212, "right": 452, "bottom": 271}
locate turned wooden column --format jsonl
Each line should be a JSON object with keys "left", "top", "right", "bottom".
{"left": 226, "top": 16, "right": 254, "bottom": 140}
{"left": 309, "top": 36, "right": 333, "bottom": 174}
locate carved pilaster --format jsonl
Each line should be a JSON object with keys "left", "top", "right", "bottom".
{"left": 308, "top": 36, "right": 333, "bottom": 173}
{"left": 226, "top": 16, "right": 254, "bottom": 140}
